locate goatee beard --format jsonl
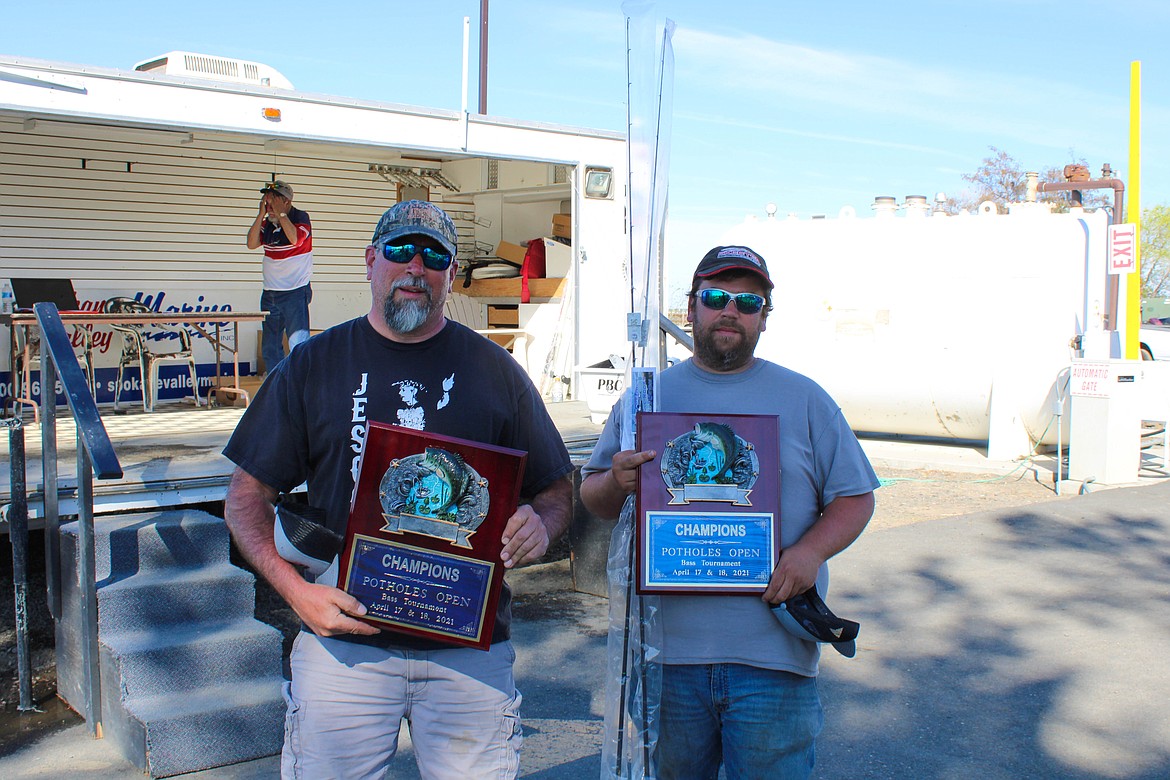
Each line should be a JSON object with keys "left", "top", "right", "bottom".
{"left": 384, "top": 276, "right": 435, "bottom": 334}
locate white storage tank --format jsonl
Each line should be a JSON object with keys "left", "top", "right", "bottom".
{"left": 720, "top": 204, "right": 1111, "bottom": 454}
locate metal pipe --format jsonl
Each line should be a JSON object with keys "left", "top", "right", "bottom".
{"left": 660, "top": 313, "right": 692, "bottom": 358}
{"left": 1036, "top": 177, "right": 1124, "bottom": 224}
{"left": 77, "top": 427, "right": 102, "bottom": 738}
{"left": 478, "top": 0, "right": 489, "bottom": 114}
{"left": 1037, "top": 177, "right": 1126, "bottom": 329}
{"left": 461, "top": 16, "right": 470, "bottom": 149}
{"left": 40, "top": 333, "right": 61, "bottom": 619}
{"left": 5, "top": 416, "right": 34, "bottom": 711}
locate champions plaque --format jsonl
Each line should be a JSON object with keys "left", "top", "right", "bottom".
{"left": 338, "top": 422, "right": 526, "bottom": 650}
{"left": 635, "top": 412, "right": 780, "bottom": 595}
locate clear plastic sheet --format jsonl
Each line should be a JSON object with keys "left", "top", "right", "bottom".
{"left": 602, "top": 3, "right": 674, "bottom": 773}
{"left": 601, "top": 495, "right": 662, "bottom": 779}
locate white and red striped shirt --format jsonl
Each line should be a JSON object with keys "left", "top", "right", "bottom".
{"left": 260, "top": 206, "right": 313, "bottom": 290}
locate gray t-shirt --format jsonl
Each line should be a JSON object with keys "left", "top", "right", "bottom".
{"left": 583, "top": 358, "right": 879, "bottom": 676}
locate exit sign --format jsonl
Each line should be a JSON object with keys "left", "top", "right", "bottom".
{"left": 1108, "top": 223, "right": 1138, "bottom": 275}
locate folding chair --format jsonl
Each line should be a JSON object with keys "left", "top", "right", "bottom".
{"left": 106, "top": 297, "right": 201, "bottom": 412}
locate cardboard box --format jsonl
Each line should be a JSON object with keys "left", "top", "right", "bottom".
{"left": 551, "top": 213, "right": 571, "bottom": 239}
{"left": 214, "top": 375, "right": 265, "bottom": 408}
{"left": 496, "top": 240, "right": 528, "bottom": 265}
{"left": 539, "top": 237, "right": 572, "bottom": 278}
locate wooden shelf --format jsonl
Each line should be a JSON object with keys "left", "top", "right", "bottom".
{"left": 458, "top": 277, "right": 566, "bottom": 300}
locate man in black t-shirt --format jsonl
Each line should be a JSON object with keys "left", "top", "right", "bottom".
{"left": 224, "top": 200, "right": 573, "bottom": 780}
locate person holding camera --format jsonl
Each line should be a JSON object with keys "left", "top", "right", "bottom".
{"left": 246, "top": 180, "right": 313, "bottom": 374}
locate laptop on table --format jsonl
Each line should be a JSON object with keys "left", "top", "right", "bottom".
{"left": 10, "top": 277, "right": 83, "bottom": 312}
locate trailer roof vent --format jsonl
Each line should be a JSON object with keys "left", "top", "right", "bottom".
{"left": 133, "top": 51, "right": 294, "bottom": 90}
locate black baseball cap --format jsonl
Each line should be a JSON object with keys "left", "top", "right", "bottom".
{"left": 771, "top": 584, "right": 859, "bottom": 658}
{"left": 694, "top": 245, "right": 773, "bottom": 289}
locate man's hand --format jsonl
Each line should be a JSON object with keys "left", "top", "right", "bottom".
{"left": 762, "top": 543, "right": 823, "bottom": 605}
{"left": 610, "top": 449, "right": 656, "bottom": 494}
{"left": 761, "top": 492, "right": 875, "bottom": 605}
{"left": 580, "top": 448, "right": 656, "bottom": 520}
{"left": 286, "top": 580, "right": 380, "bottom": 637}
{"left": 225, "top": 468, "right": 379, "bottom": 637}
{"left": 500, "top": 504, "right": 549, "bottom": 569}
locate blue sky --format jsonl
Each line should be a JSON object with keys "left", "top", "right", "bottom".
{"left": 6, "top": 1, "right": 1169, "bottom": 294}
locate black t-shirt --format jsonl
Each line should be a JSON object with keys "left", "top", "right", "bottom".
{"left": 224, "top": 316, "right": 572, "bottom": 648}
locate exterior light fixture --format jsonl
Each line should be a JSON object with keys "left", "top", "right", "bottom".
{"left": 584, "top": 166, "right": 613, "bottom": 199}
{"left": 262, "top": 107, "right": 282, "bottom": 121}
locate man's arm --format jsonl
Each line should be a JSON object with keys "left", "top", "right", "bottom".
{"left": 224, "top": 468, "right": 378, "bottom": 636}
{"left": 274, "top": 212, "right": 305, "bottom": 248}
{"left": 762, "top": 491, "right": 875, "bottom": 604}
{"left": 499, "top": 474, "right": 573, "bottom": 569}
{"left": 579, "top": 449, "right": 657, "bottom": 520}
{"left": 246, "top": 198, "right": 266, "bottom": 249}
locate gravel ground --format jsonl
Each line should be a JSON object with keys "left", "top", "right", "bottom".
{"left": 869, "top": 464, "right": 1070, "bottom": 530}
{"left": 0, "top": 466, "right": 1066, "bottom": 753}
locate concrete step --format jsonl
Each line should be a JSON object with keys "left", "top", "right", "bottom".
{"left": 60, "top": 508, "right": 233, "bottom": 579}
{"left": 103, "top": 676, "right": 285, "bottom": 778}
{"left": 102, "top": 619, "right": 284, "bottom": 699}
{"left": 95, "top": 563, "right": 257, "bottom": 633}
{"left": 55, "top": 508, "right": 286, "bottom": 776}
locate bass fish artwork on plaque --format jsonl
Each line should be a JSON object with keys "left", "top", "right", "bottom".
{"left": 635, "top": 412, "right": 780, "bottom": 594}
{"left": 338, "top": 421, "right": 526, "bottom": 650}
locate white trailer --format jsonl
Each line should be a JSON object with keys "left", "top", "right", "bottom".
{"left": 0, "top": 52, "right": 628, "bottom": 408}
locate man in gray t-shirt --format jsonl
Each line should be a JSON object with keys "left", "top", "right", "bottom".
{"left": 581, "top": 245, "right": 879, "bottom": 780}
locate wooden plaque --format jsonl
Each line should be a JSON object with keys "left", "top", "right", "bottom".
{"left": 338, "top": 421, "right": 526, "bottom": 649}
{"left": 635, "top": 412, "right": 780, "bottom": 595}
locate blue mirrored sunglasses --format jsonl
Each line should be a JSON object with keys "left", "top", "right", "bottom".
{"left": 697, "top": 288, "right": 765, "bottom": 314}
{"left": 381, "top": 242, "right": 454, "bottom": 271}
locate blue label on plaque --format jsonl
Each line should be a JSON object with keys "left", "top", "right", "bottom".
{"left": 345, "top": 535, "right": 494, "bottom": 641}
{"left": 643, "top": 512, "right": 774, "bottom": 590}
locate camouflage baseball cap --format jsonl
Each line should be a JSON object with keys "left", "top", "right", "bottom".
{"left": 371, "top": 200, "right": 458, "bottom": 258}
{"left": 260, "top": 180, "right": 294, "bottom": 199}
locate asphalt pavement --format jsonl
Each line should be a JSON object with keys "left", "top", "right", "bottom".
{"left": 3, "top": 480, "right": 1169, "bottom": 779}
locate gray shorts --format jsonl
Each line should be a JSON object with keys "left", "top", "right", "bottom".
{"left": 280, "top": 631, "right": 523, "bottom": 780}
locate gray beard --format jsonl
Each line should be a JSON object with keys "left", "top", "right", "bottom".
{"left": 383, "top": 276, "right": 435, "bottom": 334}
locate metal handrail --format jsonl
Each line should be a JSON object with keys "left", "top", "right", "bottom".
{"left": 659, "top": 312, "right": 692, "bottom": 355}
{"left": 3, "top": 415, "right": 33, "bottom": 711}
{"left": 33, "top": 301, "right": 122, "bottom": 739}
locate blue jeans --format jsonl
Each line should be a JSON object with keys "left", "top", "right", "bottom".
{"left": 260, "top": 284, "right": 312, "bottom": 373}
{"left": 656, "top": 663, "right": 822, "bottom": 780}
